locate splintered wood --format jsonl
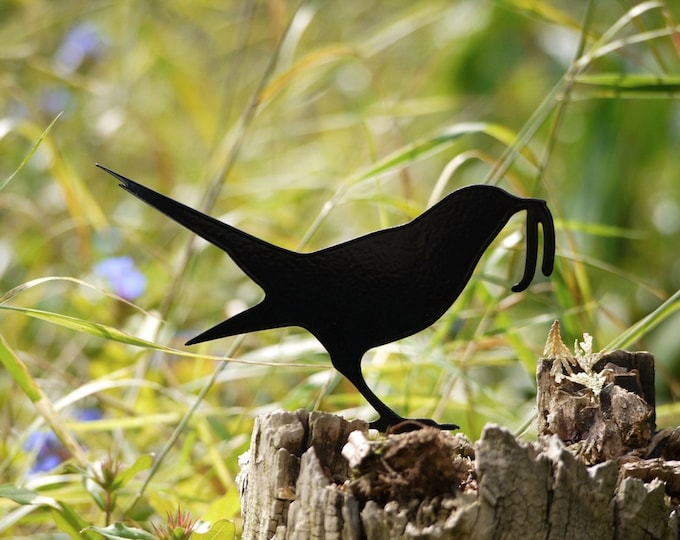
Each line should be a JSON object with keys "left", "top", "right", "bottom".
{"left": 238, "top": 324, "right": 680, "bottom": 539}
{"left": 537, "top": 320, "right": 656, "bottom": 464}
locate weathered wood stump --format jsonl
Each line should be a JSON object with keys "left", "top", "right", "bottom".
{"left": 238, "top": 410, "right": 366, "bottom": 539}
{"left": 538, "top": 323, "right": 657, "bottom": 465}
{"left": 238, "top": 327, "right": 680, "bottom": 539}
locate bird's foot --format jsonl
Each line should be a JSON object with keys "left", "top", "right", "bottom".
{"left": 369, "top": 416, "right": 459, "bottom": 434}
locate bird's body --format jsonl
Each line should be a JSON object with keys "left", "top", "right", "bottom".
{"left": 98, "top": 164, "right": 555, "bottom": 431}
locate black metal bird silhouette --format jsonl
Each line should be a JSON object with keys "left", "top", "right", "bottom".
{"left": 97, "top": 164, "right": 555, "bottom": 432}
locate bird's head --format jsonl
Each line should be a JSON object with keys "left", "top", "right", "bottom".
{"left": 429, "top": 185, "right": 555, "bottom": 293}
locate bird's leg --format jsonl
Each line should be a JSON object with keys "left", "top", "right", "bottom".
{"left": 331, "top": 356, "right": 459, "bottom": 432}
{"left": 333, "top": 359, "right": 404, "bottom": 430}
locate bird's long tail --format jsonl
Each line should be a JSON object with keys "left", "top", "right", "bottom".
{"left": 511, "top": 199, "right": 555, "bottom": 292}
{"left": 96, "top": 165, "right": 294, "bottom": 289}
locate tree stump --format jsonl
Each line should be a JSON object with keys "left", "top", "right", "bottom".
{"left": 238, "top": 329, "right": 680, "bottom": 539}
{"left": 238, "top": 410, "right": 367, "bottom": 539}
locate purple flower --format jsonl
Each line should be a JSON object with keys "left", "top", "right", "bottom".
{"left": 95, "top": 256, "right": 147, "bottom": 301}
{"left": 24, "top": 431, "right": 67, "bottom": 473}
{"left": 23, "top": 409, "right": 101, "bottom": 473}
{"left": 77, "top": 408, "right": 103, "bottom": 422}
{"left": 53, "top": 22, "right": 107, "bottom": 74}
{"left": 40, "top": 86, "right": 71, "bottom": 115}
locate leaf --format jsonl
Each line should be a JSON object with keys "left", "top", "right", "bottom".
{"left": 191, "top": 519, "right": 236, "bottom": 540}
{"left": 114, "top": 454, "right": 154, "bottom": 489}
{"left": 201, "top": 491, "right": 241, "bottom": 523}
{"left": 52, "top": 501, "right": 99, "bottom": 540}
{"left": 87, "top": 482, "right": 108, "bottom": 513}
{"left": 0, "top": 484, "right": 61, "bottom": 509}
{"left": 85, "top": 522, "right": 156, "bottom": 540}
{"left": 0, "top": 485, "right": 99, "bottom": 539}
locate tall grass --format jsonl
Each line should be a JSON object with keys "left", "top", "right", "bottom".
{"left": 1, "top": 0, "right": 679, "bottom": 536}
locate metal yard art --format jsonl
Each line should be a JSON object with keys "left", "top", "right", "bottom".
{"left": 98, "top": 164, "right": 555, "bottom": 432}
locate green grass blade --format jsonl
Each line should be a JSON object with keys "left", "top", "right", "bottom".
{"left": 352, "top": 122, "right": 537, "bottom": 185}
{"left": 298, "top": 122, "right": 536, "bottom": 249}
{"left": 574, "top": 73, "right": 680, "bottom": 98}
{"left": 0, "top": 304, "right": 323, "bottom": 368}
{"left": 606, "top": 288, "right": 680, "bottom": 350}
{"left": 559, "top": 219, "right": 646, "bottom": 240}
{"left": 0, "top": 112, "right": 62, "bottom": 192}
{"left": 575, "top": 73, "right": 680, "bottom": 91}
{"left": 0, "top": 333, "right": 88, "bottom": 466}
{"left": 0, "top": 276, "right": 154, "bottom": 315}
{"left": 0, "top": 333, "right": 42, "bottom": 402}
{"left": 0, "top": 305, "right": 164, "bottom": 348}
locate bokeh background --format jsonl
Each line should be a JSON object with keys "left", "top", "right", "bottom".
{"left": 1, "top": 0, "right": 679, "bottom": 535}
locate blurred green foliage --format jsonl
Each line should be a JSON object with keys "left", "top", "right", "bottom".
{"left": 1, "top": 0, "right": 680, "bottom": 536}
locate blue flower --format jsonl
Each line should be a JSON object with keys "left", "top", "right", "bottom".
{"left": 24, "top": 431, "right": 67, "bottom": 473}
{"left": 54, "top": 22, "right": 107, "bottom": 74}
{"left": 40, "top": 86, "right": 71, "bottom": 115}
{"left": 95, "top": 256, "right": 147, "bottom": 301}
{"left": 23, "top": 409, "right": 101, "bottom": 474}
{"left": 77, "top": 408, "right": 103, "bottom": 422}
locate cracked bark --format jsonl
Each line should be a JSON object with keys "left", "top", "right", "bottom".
{"left": 238, "top": 350, "right": 679, "bottom": 539}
